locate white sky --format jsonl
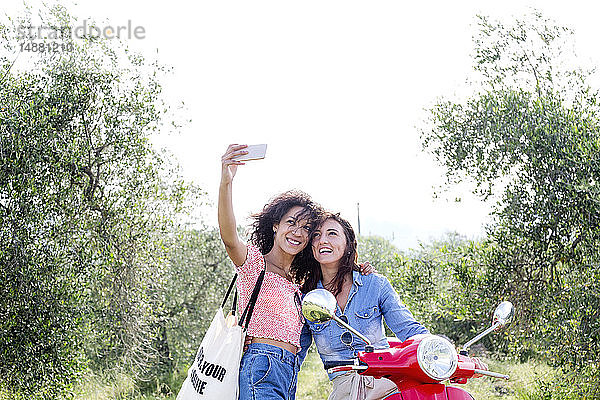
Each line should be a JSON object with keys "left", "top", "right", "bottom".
{"left": 4, "top": 0, "right": 600, "bottom": 249}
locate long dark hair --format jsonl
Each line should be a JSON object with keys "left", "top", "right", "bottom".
{"left": 249, "top": 190, "right": 323, "bottom": 270}
{"left": 295, "top": 212, "right": 360, "bottom": 295}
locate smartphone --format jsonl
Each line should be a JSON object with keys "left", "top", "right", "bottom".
{"left": 234, "top": 144, "right": 267, "bottom": 161}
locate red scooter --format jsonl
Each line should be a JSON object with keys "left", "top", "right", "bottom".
{"left": 302, "top": 290, "right": 514, "bottom": 400}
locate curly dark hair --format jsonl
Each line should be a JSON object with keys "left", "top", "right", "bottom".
{"left": 249, "top": 190, "right": 324, "bottom": 271}
{"left": 295, "top": 212, "right": 360, "bottom": 295}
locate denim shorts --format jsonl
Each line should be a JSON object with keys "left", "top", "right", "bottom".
{"left": 239, "top": 343, "right": 300, "bottom": 400}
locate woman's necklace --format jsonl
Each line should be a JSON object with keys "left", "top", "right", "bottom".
{"left": 265, "top": 258, "right": 292, "bottom": 281}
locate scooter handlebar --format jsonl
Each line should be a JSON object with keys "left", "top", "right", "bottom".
{"left": 323, "top": 360, "right": 356, "bottom": 369}
{"left": 327, "top": 365, "right": 369, "bottom": 374}
{"left": 324, "top": 360, "right": 369, "bottom": 374}
{"left": 453, "top": 354, "right": 510, "bottom": 382}
{"left": 473, "top": 369, "right": 510, "bottom": 380}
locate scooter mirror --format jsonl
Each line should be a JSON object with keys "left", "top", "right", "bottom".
{"left": 302, "top": 289, "right": 337, "bottom": 323}
{"left": 462, "top": 300, "right": 515, "bottom": 352}
{"left": 492, "top": 301, "right": 514, "bottom": 329}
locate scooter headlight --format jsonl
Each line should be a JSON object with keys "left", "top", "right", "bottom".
{"left": 416, "top": 335, "right": 458, "bottom": 381}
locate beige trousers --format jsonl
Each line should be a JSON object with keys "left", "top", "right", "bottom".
{"left": 328, "top": 371, "right": 398, "bottom": 400}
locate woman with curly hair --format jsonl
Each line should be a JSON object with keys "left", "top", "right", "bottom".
{"left": 218, "top": 144, "right": 323, "bottom": 400}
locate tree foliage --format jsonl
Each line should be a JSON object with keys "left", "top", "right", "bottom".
{"left": 421, "top": 10, "right": 600, "bottom": 388}
{"left": 0, "top": 6, "right": 218, "bottom": 398}
{"left": 357, "top": 235, "right": 399, "bottom": 276}
{"left": 357, "top": 234, "right": 515, "bottom": 354}
{"left": 157, "top": 227, "right": 234, "bottom": 372}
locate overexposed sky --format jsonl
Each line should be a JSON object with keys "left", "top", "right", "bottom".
{"left": 4, "top": 0, "right": 600, "bottom": 249}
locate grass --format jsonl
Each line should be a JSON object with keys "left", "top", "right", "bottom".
{"left": 64, "top": 348, "right": 555, "bottom": 400}
{"left": 296, "top": 345, "right": 331, "bottom": 399}
{"left": 73, "top": 369, "right": 167, "bottom": 400}
{"left": 457, "top": 358, "right": 555, "bottom": 400}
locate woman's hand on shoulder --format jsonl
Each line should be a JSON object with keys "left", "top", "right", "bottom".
{"left": 221, "top": 144, "right": 248, "bottom": 185}
{"left": 359, "top": 261, "right": 377, "bottom": 275}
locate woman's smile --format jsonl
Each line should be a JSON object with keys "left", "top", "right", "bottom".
{"left": 312, "top": 218, "right": 347, "bottom": 265}
{"left": 274, "top": 206, "right": 311, "bottom": 254}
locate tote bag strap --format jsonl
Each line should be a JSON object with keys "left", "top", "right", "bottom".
{"left": 238, "top": 256, "right": 267, "bottom": 331}
{"left": 221, "top": 273, "right": 238, "bottom": 313}
{"left": 231, "top": 291, "right": 238, "bottom": 314}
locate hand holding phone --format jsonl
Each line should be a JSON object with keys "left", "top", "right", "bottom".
{"left": 233, "top": 144, "right": 267, "bottom": 161}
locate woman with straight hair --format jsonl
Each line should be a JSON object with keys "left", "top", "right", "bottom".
{"left": 297, "top": 212, "right": 488, "bottom": 399}
{"left": 297, "top": 212, "right": 429, "bottom": 400}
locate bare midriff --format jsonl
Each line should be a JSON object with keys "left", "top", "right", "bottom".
{"left": 250, "top": 336, "right": 298, "bottom": 354}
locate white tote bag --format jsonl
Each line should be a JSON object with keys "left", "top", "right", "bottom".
{"left": 176, "top": 307, "right": 244, "bottom": 399}
{"left": 177, "top": 270, "right": 265, "bottom": 400}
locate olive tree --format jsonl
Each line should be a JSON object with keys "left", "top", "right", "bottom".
{"left": 421, "top": 10, "right": 600, "bottom": 382}
{"left": 0, "top": 6, "right": 206, "bottom": 398}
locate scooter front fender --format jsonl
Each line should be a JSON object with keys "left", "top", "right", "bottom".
{"left": 393, "top": 384, "right": 474, "bottom": 400}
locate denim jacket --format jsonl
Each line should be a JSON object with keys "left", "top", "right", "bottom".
{"left": 298, "top": 271, "right": 429, "bottom": 380}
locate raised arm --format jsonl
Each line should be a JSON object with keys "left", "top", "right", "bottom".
{"left": 218, "top": 144, "right": 249, "bottom": 266}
